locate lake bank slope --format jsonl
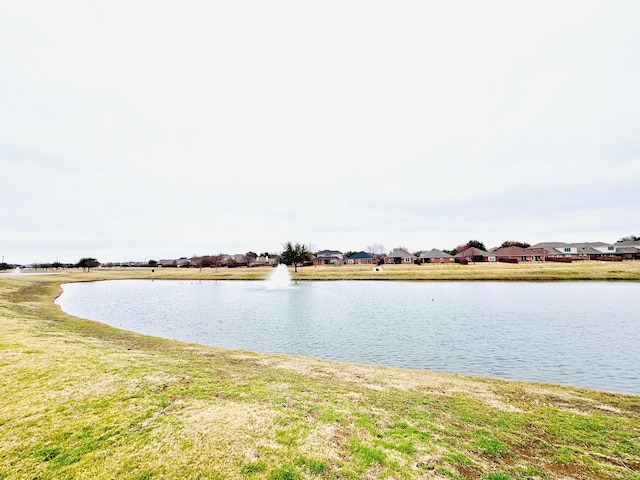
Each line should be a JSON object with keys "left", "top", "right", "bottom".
{"left": 0, "top": 272, "right": 639, "bottom": 479}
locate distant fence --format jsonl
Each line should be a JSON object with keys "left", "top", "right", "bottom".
{"left": 595, "top": 256, "right": 622, "bottom": 262}
{"left": 547, "top": 257, "right": 573, "bottom": 263}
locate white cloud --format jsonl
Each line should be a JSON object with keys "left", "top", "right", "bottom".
{"left": 1, "top": 1, "right": 639, "bottom": 262}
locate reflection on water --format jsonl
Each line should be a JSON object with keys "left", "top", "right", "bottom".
{"left": 55, "top": 280, "right": 640, "bottom": 395}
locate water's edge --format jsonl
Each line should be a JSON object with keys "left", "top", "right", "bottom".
{"left": 56, "top": 279, "right": 640, "bottom": 395}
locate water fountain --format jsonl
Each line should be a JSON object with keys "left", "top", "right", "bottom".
{"left": 264, "top": 264, "right": 292, "bottom": 289}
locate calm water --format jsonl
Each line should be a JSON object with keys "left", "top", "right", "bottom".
{"left": 55, "top": 280, "right": 640, "bottom": 395}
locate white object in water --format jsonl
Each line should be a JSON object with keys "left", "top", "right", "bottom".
{"left": 265, "top": 264, "right": 292, "bottom": 289}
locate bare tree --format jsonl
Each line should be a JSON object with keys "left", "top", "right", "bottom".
{"left": 366, "top": 243, "right": 386, "bottom": 255}
{"left": 211, "top": 254, "right": 224, "bottom": 271}
{"left": 245, "top": 251, "right": 258, "bottom": 267}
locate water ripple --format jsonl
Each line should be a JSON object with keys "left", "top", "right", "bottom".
{"left": 55, "top": 279, "right": 640, "bottom": 395}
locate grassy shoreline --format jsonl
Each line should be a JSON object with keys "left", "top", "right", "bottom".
{"left": 1, "top": 266, "right": 639, "bottom": 479}
{"left": 12, "top": 259, "right": 640, "bottom": 282}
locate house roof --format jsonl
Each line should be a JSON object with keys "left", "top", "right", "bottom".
{"left": 492, "top": 246, "right": 529, "bottom": 257}
{"left": 530, "top": 242, "right": 570, "bottom": 248}
{"left": 419, "top": 248, "right": 453, "bottom": 259}
{"left": 317, "top": 250, "right": 342, "bottom": 255}
{"left": 454, "top": 247, "right": 489, "bottom": 258}
{"left": 574, "top": 244, "right": 604, "bottom": 255}
{"left": 617, "top": 246, "right": 640, "bottom": 254}
{"left": 530, "top": 242, "right": 615, "bottom": 255}
{"left": 529, "top": 242, "right": 575, "bottom": 254}
{"left": 616, "top": 240, "right": 640, "bottom": 247}
{"left": 348, "top": 251, "right": 374, "bottom": 259}
{"left": 387, "top": 249, "right": 417, "bottom": 259}
{"left": 576, "top": 242, "right": 613, "bottom": 248}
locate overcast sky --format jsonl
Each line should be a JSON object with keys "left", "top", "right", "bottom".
{"left": 1, "top": 1, "right": 639, "bottom": 264}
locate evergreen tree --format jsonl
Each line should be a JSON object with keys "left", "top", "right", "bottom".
{"left": 279, "top": 242, "right": 311, "bottom": 272}
{"left": 500, "top": 240, "right": 530, "bottom": 248}
{"left": 77, "top": 257, "right": 100, "bottom": 271}
{"left": 466, "top": 240, "right": 486, "bottom": 251}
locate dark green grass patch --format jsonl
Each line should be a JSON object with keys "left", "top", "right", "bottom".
{"left": 294, "top": 457, "right": 327, "bottom": 475}
{"left": 347, "top": 438, "right": 387, "bottom": 468}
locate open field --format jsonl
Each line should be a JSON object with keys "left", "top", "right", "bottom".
{"left": 1, "top": 267, "right": 639, "bottom": 479}
{"left": 13, "top": 259, "right": 640, "bottom": 282}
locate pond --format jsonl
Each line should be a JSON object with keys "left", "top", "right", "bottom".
{"left": 55, "top": 279, "right": 640, "bottom": 395}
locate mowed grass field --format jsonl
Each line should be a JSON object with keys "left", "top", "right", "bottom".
{"left": 1, "top": 263, "right": 639, "bottom": 479}
{"left": 19, "top": 259, "right": 640, "bottom": 282}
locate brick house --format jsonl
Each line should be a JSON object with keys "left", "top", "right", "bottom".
{"left": 492, "top": 246, "right": 546, "bottom": 263}
{"left": 419, "top": 248, "right": 455, "bottom": 264}
{"left": 529, "top": 242, "right": 580, "bottom": 260}
{"left": 313, "top": 250, "right": 344, "bottom": 265}
{"left": 385, "top": 249, "right": 417, "bottom": 264}
{"left": 454, "top": 247, "right": 490, "bottom": 263}
{"left": 346, "top": 251, "right": 376, "bottom": 264}
{"left": 616, "top": 240, "right": 640, "bottom": 260}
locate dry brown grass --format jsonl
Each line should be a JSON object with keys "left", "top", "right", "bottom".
{"left": 1, "top": 269, "right": 639, "bottom": 479}
{"left": 13, "top": 259, "right": 640, "bottom": 283}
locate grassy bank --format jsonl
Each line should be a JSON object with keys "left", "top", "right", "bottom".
{"left": 15, "top": 259, "right": 640, "bottom": 282}
{"left": 1, "top": 269, "right": 639, "bottom": 479}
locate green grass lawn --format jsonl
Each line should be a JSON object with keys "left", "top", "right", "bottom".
{"left": 1, "top": 266, "right": 639, "bottom": 479}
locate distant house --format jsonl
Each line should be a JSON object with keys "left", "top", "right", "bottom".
{"left": 491, "top": 246, "right": 528, "bottom": 262}
{"left": 529, "top": 242, "right": 580, "bottom": 260}
{"left": 573, "top": 242, "right": 618, "bottom": 261}
{"left": 454, "top": 247, "right": 490, "bottom": 263}
{"left": 616, "top": 246, "right": 640, "bottom": 260}
{"left": 419, "top": 248, "right": 454, "bottom": 264}
{"left": 529, "top": 242, "right": 619, "bottom": 261}
{"left": 492, "top": 246, "right": 545, "bottom": 263}
{"left": 615, "top": 240, "right": 640, "bottom": 260}
{"left": 384, "top": 249, "right": 417, "bottom": 264}
{"left": 346, "top": 251, "right": 375, "bottom": 265}
{"left": 314, "top": 250, "right": 344, "bottom": 265}
{"left": 222, "top": 254, "right": 249, "bottom": 267}
{"left": 255, "top": 255, "right": 277, "bottom": 266}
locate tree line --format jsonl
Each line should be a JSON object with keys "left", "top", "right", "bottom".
{"left": 6, "top": 235, "right": 638, "bottom": 272}
{"left": 0, "top": 258, "right": 99, "bottom": 271}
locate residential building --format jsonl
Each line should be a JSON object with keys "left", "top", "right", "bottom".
{"left": 454, "top": 247, "right": 490, "bottom": 263}
{"left": 419, "top": 249, "right": 455, "bottom": 264}
{"left": 493, "top": 246, "right": 546, "bottom": 262}
{"left": 615, "top": 240, "right": 640, "bottom": 260}
{"left": 346, "top": 251, "right": 375, "bottom": 265}
{"left": 529, "top": 242, "right": 580, "bottom": 260}
{"left": 313, "top": 250, "right": 344, "bottom": 265}
{"left": 529, "top": 242, "right": 621, "bottom": 261}
{"left": 573, "top": 242, "right": 617, "bottom": 261}
{"left": 385, "top": 249, "right": 417, "bottom": 264}
{"left": 255, "top": 255, "right": 277, "bottom": 266}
